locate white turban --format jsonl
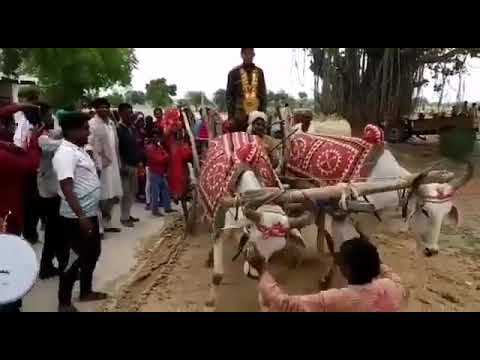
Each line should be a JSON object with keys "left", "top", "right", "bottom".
{"left": 247, "top": 111, "right": 267, "bottom": 134}
{"left": 248, "top": 111, "right": 267, "bottom": 126}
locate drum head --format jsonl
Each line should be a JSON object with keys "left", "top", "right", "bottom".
{"left": 0, "top": 234, "right": 39, "bottom": 304}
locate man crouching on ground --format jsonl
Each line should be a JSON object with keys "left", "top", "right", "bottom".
{"left": 53, "top": 111, "right": 108, "bottom": 312}
{"left": 247, "top": 236, "right": 408, "bottom": 312}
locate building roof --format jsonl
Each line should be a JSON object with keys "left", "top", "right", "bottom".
{"left": 0, "top": 73, "right": 37, "bottom": 85}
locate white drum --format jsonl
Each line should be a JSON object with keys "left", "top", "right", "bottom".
{"left": 0, "top": 234, "right": 39, "bottom": 304}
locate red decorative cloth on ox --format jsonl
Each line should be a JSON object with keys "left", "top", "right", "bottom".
{"left": 287, "top": 125, "right": 384, "bottom": 185}
{"left": 199, "top": 132, "right": 282, "bottom": 221}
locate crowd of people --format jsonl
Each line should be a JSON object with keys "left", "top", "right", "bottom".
{"left": 0, "top": 47, "right": 408, "bottom": 313}
{"left": 0, "top": 94, "right": 196, "bottom": 312}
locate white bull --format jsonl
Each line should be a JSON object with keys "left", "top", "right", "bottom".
{"left": 206, "top": 170, "right": 313, "bottom": 308}
{"left": 337, "top": 151, "right": 472, "bottom": 256}
{"left": 286, "top": 139, "right": 473, "bottom": 258}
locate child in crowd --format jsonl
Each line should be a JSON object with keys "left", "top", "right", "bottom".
{"left": 145, "top": 128, "right": 175, "bottom": 216}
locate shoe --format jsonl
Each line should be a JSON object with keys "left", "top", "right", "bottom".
{"left": 58, "top": 304, "right": 79, "bottom": 312}
{"left": 120, "top": 220, "right": 134, "bottom": 228}
{"left": 129, "top": 216, "right": 140, "bottom": 222}
{"left": 39, "top": 266, "right": 59, "bottom": 280}
{"left": 152, "top": 211, "right": 164, "bottom": 217}
{"left": 79, "top": 291, "right": 109, "bottom": 302}
{"left": 104, "top": 227, "right": 121, "bottom": 233}
{"left": 165, "top": 209, "right": 177, "bottom": 214}
{"left": 145, "top": 204, "right": 151, "bottom": 211}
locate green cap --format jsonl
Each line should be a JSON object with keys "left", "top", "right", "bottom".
{"left": 56, "top": 110, "right": 90, "bottom": 129}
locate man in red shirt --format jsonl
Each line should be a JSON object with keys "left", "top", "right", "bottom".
{"left": 0, "top": 104, "right": 43, "bottom": 236}
{"left": 0, "top": 103, "right": 43, "bottom": 312}
{"left": 145, "top": 128, "right": 174, "bottom": 216}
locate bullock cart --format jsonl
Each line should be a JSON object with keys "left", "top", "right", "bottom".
{"left": 385, "top": 112, "right": 477, "bottom": 143}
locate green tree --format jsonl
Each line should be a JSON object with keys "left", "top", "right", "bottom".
{"left": 297, "top": 91, "right": 309, "bottom": 108}
{"left": 213, "top": 89, "right": 227, "bottom": 111}
{"left": 267, "top": 90, "right": 276, "bottom": 105}
{"left": 176, "top": 99, "right": 189, "bottom": 107}
{"left": 306, "top": 48, "right": 480, "bottom": 135}
{"left": 125, "top": 90, "right": 146, "bottom": 105}
{"left": 1, "top": 48, "right": 138, "bottom": 108}
{"left": 106, "top": 91, "right": 125, "bottom": 107}
{"left": 81, "top": 89, "right": 100, "bottom": 108}
{"left": 185, "top": 91, "right": 211, "bottom": 109}
{"left": 273, "top": 90, "right": 297, "bottom": 107}
{"left": 145, "top": 78, "right": 177, "bottom": 107}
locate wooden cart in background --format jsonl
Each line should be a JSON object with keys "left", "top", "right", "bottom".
{"left": 386, "top": 112, "right": 477, "bottom": 143}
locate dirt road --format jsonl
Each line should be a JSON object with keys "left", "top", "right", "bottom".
{"left": 110, "top": 136, "right": 480, "bottom": 312}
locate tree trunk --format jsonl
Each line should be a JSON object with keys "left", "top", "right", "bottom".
{"left": 311, "top": 48, "right": 421, "bottom": 137}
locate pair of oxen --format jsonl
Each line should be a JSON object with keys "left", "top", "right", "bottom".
{"left": 200, "top": 124, "right": 473, "bottom": 309}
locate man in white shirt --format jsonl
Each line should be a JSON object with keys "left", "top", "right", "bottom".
{"left": 14, "top": 87, "right": 40, "bottom": 149}
{"left": 37, "top": 102, "right": 64, "bottom": 279}
{"left": 88, "top": 98, "right": 123, "bottom": 234}
{"left": 53, "top": 111, "right": 108, "bottom": 312}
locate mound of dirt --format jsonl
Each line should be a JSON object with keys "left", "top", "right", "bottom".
{"left": 104, "top": 218, "right": 187, "bottom": 312}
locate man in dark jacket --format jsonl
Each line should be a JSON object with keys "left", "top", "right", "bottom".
{"left": 117, "top": 103, "right": 141, "bottom": 227}
{"left": 226, "top": 48, "right": 267, "bottom": 132}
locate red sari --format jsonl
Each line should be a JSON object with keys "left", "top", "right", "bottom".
{"left": 161, "top": 109, "right": 193, "bottom": 201}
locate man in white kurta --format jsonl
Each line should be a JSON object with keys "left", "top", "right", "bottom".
{"left": 88, "top": 98, "right": 123, "bottom": 233}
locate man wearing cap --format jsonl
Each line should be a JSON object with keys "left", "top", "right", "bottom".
{"left": 247, "top": 111, "right": 279, "bottom": 168}
{"left": 53, "top": 111, "right": 107, "bottom": 312}
{"left": 292, "top": 109, "right": 313, "bottom": 133}
{"left": 226, "top": 48, "right": 267, "bottom": 132}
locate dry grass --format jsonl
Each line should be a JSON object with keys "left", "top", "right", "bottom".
{"left": 310, "top": 113, "right": 352, "bottom": 137}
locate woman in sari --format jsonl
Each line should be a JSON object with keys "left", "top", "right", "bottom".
{"left": 160, "top": 109, "right": 193, "bottom": 203}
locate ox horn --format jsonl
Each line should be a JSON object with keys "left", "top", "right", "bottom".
{"left": 410, "top": 160, "right": 446, "bottom": 194}
{"left": 244, "top": 207, "right": 262, "bottom": 225}
{"left": 449, "top": 160, "right": 474, "bottom": 191}
{"left": 288, "top": 211, "right": 314, "bottom": 229}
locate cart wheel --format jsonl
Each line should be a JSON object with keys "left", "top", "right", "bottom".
{"left": 386, "top": 126, "right": 406, "bottom": 143}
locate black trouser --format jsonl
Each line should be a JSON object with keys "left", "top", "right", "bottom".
{"left": 233, "top": 112, "right": 248, "bottom": 133}
{"left": 23, "top": 176, "right": 42, "bottom": 242}
{"left": 39, "top": 196, "right": 61, "bottom": 271}
{"left": 58, "top": 216, "right": 101, "bottom": 306}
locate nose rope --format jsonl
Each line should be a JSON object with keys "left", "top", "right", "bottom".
{"left": 256, "top": 223, "right": 290, "bottom": 239}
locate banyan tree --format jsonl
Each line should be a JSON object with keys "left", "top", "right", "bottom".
{"left": 306, "top": 48, "right": 480, "bottom": 136}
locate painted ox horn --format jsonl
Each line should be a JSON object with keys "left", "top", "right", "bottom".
{"left": 288, "top": 211, "right": 314, "bottom": 229}
{"left": 448, "top": 160, "right": 474, "bottom": 191}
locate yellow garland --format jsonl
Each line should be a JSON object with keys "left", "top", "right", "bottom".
{"left": 240, "top": 68, "right": 260, "bottom": 114}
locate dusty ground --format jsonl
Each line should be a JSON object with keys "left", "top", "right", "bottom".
{"left": 110, "top": 133, "right": 480, "bottom": 312}
{"left": 23, "top": 203, "right": 170, "bottom": 312}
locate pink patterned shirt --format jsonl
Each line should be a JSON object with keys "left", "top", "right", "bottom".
{"left": 258, "top": 265, "right": 407, "bottom": 312}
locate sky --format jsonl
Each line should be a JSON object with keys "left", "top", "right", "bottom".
{"left": 131, "top": 48, "right": 480, "bottom": 103}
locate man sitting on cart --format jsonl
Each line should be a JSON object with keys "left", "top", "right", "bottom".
{"left": 247, "top": 111, "right": 279, "bottom": 169}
